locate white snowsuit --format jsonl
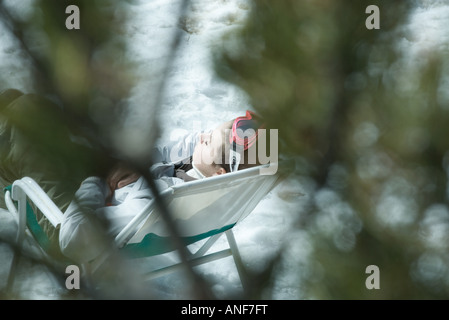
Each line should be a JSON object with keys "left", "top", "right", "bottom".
{"left": 59, "top": 132, "right": 202, "bottom": 263}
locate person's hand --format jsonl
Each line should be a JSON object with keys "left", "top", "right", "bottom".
{"left": 107, "top": 162, "right": 141, "bottom": 194}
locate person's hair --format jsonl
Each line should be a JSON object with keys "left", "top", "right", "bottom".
{"left": 214, "top": 120, "right": 261, "bottom": 173}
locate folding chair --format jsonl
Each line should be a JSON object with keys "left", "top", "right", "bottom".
{"left": 4, "top": 162, "right": 288, "bottom": 291}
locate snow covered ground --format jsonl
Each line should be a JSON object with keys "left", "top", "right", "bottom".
{"left": 0, "top": 0, "right": 448, "bottom": 299}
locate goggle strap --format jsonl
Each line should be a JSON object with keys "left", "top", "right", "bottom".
{"left": 229, "top": 143, "right": 242, "bottom": 173}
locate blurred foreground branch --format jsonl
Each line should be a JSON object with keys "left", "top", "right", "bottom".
{"left": 216, "top": 0, "right": 449, "bottom": 299}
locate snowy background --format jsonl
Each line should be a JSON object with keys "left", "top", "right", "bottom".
{"left": 0, "top": 0, "right": 448, "bottom": 299}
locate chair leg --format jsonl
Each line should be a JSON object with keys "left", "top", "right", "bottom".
{"left": 6, "top": 193, "right": 27, "bottom": 295}
{"left": 225, "top": 230, "right": 249, "bottom": 292}
{"left": 190, "top": 233, "right": 223, "bottom": 259}
{"left": 143, "top": 248, "right": 233, "bottom": 281}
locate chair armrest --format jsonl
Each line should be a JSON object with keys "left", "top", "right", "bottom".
{"left": 5, "top": 190, "right": 18, "bottom": 225}
{"left": 11, "top": 177, "right": 64, "bottom": 228}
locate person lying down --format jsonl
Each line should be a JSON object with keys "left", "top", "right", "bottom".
{"left": 59, "top": 111, "right": 264, "bottom": 263}
{"left": 0, "top": 89, "right": 268, "bottom": 264}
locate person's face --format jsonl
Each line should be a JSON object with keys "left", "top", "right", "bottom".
{"left": 192, "top": 124, "right": 227, "bottom": 177}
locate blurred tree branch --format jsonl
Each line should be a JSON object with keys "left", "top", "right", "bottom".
{"left": 216, "top": 0, "right": 449, "bottom": 299}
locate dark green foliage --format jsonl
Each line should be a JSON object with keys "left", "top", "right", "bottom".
{"left": 216, "top": 0, "right": 449, "bottom": 299}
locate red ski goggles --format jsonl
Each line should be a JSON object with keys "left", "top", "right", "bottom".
{"left": 229, "top": 110, "right": 264, "bottom": 150}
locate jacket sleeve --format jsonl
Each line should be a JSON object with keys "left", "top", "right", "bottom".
{"left": 58, "top": 176, "right": 113, "bottom": 263}
{"left": 150, "top": 131, "right": 201, "bottom": 181}
{"left": 152, "top": 131, "right": 201, "bottom": 164}
{"left": 59, "top": 176, "right": 154, "bottom": 263}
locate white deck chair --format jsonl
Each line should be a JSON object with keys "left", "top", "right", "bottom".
{"left": 4, "top": 162, "right": 288, "bottom": 290}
